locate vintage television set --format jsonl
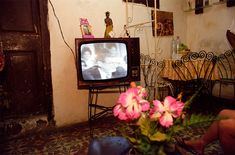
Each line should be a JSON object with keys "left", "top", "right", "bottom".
{"left": 75, "top": 37, "right": 140, "bottom": 89}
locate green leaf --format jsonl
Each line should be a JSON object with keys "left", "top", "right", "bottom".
{"left": 157, "top": 145, "right": 167, "bottom": 155}
{"left": 182, "top": 113, "right": 219, "bottom": 128}
{"left": 127, "top": 137, "right": 138, "bottom": 144}
{"left": 170, "top": 125, "right": 184, "bottom": 134}
{"left": 149, "top": 131, "right": 167, "bottom": 141}
{"left": 136, "top": 114, "right": 146, "bottom": 126}
{"left": 138, "top": 115, "right": 157, "bottom": 137}
{"left": 184, "top": 86, "right": 202, "bottom": 109}
{"left": 135, "top": 141, "right": 151, "bottom": 154}
{"left": 138, "top": 117, "right": 151, "bottom": 136}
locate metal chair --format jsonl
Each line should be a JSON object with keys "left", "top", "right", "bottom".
{"left": 172, "top": 51, "right": 217, "bottom": 98}
{"left": 140, "top": 53, "right": 174, "bottom": 101}
{"left": 216, "top": 50, "right": 235, "bottom": 100}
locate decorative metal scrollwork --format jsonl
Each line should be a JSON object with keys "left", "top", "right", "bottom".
{"left": 206, "top": 52, "right": 214, "bottom": 61}
{"left": 190, "top": 52, "right": 199, "bottom": 60}
{"left": 175, "top": 59, "right": 183, "bottom": 67}
{"left": 218, "top": 53, "right": 226, "bottom": 60}
{"left": 149, "top": 58, "right": 157, "bottom": 65}
{"left": 140, "top": 53, "right": 145, "bottom": 63}
{"left": 140, "top": 53, "right": 173, "bottom": 100}
{"left": 158, "top": 60, "right": 165, "bottom": 69}
{"left": 224, "top": 50, "right": 232, "bottom": 57}
{"left": 181, "top": 54, "right": 190, "bottom": 63}
{"left": 198, "top": 50, "right": 206, "bottom": 59}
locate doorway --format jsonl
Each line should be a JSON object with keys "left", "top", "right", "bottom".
{"left": 0, "top": 0, "right": 53, "bottom": 133}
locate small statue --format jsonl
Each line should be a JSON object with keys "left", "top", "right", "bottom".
{"left": 104, "top": 11, "right": 113, "bottom": 38}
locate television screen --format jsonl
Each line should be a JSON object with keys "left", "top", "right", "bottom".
{"left": 75, "top": 38, "right": 140, "bottom": 89}
{"left": 80, "top": 42, "right": 128, "bottom": 80}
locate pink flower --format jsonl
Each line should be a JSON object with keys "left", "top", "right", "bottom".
{"left": 150, "top": 96, "right": 184, "bottom": 128}
{"left": 113, "top": 87, "right": 150, "bottom": 121}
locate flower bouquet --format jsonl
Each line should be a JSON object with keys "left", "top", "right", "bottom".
{"left": 113, "top": 82, "right": 216, "bottom": 155}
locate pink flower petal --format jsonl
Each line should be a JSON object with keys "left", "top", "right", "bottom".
{"left": 164, "top": 96, "right": 177, "bottom": 108}
{"left": 113, "top": 104, "right": 129, "bottom": 121}
{"left": 113, "top": 104, "right": 122, "bottom": 117}
{"left": 149, "top": 111, "right": 161, "bottom": 120}
{"left": 126, "top": 102, "right": 141, "bottom": 120}
{"left": 170, "top": 101, "right": 184, "bottom": 118}
{"left": 160, "top": 112, "right": 173, "bottom": 128}
{"left": 153, "top": 100, "right": 164, "bottom": 113}
{"left": 118, "top": 112, "right": 129, "bottom": 120}
{"left": 139, "top": 100, "right": 150, "bottom": 111}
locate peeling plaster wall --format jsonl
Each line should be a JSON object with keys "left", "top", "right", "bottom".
{"left": 186, "top": 4, "right": 235, "bottom": 54}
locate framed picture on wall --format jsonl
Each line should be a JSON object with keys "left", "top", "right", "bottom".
{"left": 80, "top": 18, "right": 94, "bottom": 38}
{"left": 151, "top": 10, "right": 174, "bottom": 36}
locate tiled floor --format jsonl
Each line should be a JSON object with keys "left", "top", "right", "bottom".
{"left": 0, "top": 116, "right": 126, "bottom": 155}
{"left": 1, "top": 96, "right": 233, "bottom": 155}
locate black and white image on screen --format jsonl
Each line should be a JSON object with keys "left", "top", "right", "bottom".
{"left": 81, "top": 42, "right": 127, "bottom": 80}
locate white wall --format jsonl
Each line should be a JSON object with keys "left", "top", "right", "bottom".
{"left": 48, "top": 0, "right": 186, "bottom": 127}
{"left": 186, "top": 3, "right": 235, "bottom": 53}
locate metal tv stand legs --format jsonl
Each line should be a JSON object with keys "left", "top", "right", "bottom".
{"left": 88, "top": 84, "right": 128, "bottom": 137}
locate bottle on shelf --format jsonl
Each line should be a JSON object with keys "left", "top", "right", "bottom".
{"left": 171, "top": 37, "right": 177, "bottom": 59}
{"left": 176, "top": 36, "right": 181, "bottom": 54}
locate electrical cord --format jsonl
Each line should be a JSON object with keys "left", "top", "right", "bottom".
{"left": 48, "top": 0, "right": 76, "bottom": 62}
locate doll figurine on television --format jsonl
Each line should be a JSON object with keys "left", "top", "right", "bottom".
{"left": 104, "top": 11, "right": 114, "bottom": 38}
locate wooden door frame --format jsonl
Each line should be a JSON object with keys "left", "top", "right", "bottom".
{"left": 39, "top": 0, "right": 54, "bottom": 125}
